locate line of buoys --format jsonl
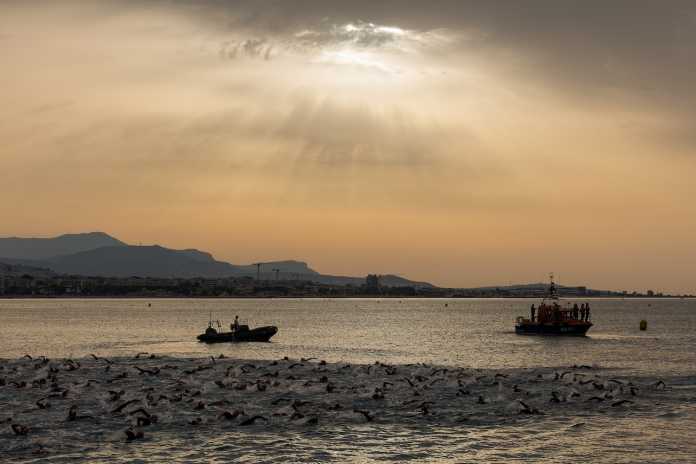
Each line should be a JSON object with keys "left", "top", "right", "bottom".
{"left": 640, "top": 320, "right": 647, "bottom": 331}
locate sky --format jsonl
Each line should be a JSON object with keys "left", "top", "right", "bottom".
{"left": 1, "top": 1, "right": 696, "bottom": 293}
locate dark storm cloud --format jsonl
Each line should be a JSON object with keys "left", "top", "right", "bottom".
{"left": 18, "top": 0, "right": 696, "bottom": 111}
{"left": 191, "top": 0, "right": 696, "bottom": 137}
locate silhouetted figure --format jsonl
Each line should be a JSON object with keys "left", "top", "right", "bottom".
{"left": 232, "top": 315, "right": 240, "bottom": 331}
{"left": 530, "top": 304, "right": 536, "bottom": 322}
{"left": 11, "top": 424, "right": 29, "bottom": 436}
{"left": 585, "top": 304, "right": 591, "bottom": 322}
{"left": 573, "top": 304, "right": 579, "bottom": 320}
{"left": 124, "top": 428, "right": 144, "bottom": 441}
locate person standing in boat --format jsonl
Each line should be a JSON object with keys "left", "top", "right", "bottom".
{"left": 232, "top": 315, "right": 240, "bottom": 331}
{"left": 530, "top": 304, "right": 536, "bottom": 322}
{"left": 585, "top": 304, "right": 591, "bottom": 322}
{"left": 573, "top": 303, "right": 579, "bottom": 320}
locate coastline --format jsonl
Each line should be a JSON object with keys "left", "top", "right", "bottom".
{"left": 1, "top": 295, "right": 689, "bottom": 300}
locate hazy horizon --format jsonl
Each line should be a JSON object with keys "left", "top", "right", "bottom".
{"left": 2, "top": 1, "right": 696, "bottom": 293}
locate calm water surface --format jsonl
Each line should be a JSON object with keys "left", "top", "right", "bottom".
{"left": 1, "top": 298, "right": 695, "bottom": 463}
{"left": 1, "top": 298, "right": 695, "bottom": 375}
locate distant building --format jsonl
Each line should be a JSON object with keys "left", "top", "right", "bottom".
{"left": 365, "top": 274, "right": 381, "bottom": 293}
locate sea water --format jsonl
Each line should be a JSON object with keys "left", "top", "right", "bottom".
{"left": 1, "top": 298, "right": 695, "bottom": 463}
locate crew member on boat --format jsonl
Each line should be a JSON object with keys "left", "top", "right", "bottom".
{"left": 530, "top": 304, "right": 536, "bottom": 322}
{"left": 231, "top": 315, "right": 240, "bottom": 331}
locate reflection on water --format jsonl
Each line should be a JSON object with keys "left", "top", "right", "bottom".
{"left": 1, "top": 298, "right": 695, "bottom": 375}
{"left": 1, "top": 298, "right": 695, "bottom": 463}
{"left": 24, "top": 407, "right": 696, "bottom": 464}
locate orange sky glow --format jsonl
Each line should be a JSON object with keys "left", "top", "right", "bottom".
{"left": 2, "top": 1, "right": 696, "bottom": 293}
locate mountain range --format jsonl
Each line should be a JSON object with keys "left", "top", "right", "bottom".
{"left": 0, "top": 232, "right": 432, "bottom": 288}
{"left": 0, "top": 232, "right": 125, "bottom": 260}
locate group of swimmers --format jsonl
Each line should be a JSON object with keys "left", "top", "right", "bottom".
{"left": 530, "top": 302, "right": 591, "bottom": 323}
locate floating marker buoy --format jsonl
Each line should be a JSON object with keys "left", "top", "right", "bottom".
{"left": 639, "top": 320, "right": 647, "bottom": 331}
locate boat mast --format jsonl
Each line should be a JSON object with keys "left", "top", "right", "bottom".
{"left": 548, "top": 272, "right": 558, "bottom": 300}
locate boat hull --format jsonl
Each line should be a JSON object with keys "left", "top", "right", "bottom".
{"left": 197, "top": 326, "right": 278, "bottom": 343}
{"left": 515, "top": 322, "right": 592, "bottom": 336}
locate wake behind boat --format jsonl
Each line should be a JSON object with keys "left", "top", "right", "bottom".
{"left": 197, "top": 315, "right": 278, "bottom": 343}
{"left": 515, "top": 274, "right": 593, "bottom": 336}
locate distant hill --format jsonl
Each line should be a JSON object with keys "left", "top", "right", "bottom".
{"left": 42, "top": 245, "right": 237, "bottom": 278}
{"left": 0, "top": 262, "right": 55, "bottom": 278}
{"left": 234, "top": 261, "right": 319, "bottom": 277}
{"left": 455, "top": 282, "right": 617, "bottom": 296}
{"left": 36, "top": 247, "right": 324, "bottom": 279}
{"left": 308, "top": 274, "right": 433, "bottom": 288}
{"left": 467, "top": 282, "right": 587, "bottom": 292}
{"left": 0, "top": 232, "right": 125, "bottom": 260}
{"left": 0, "top": 232, "right": 431, "bottom": 287}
